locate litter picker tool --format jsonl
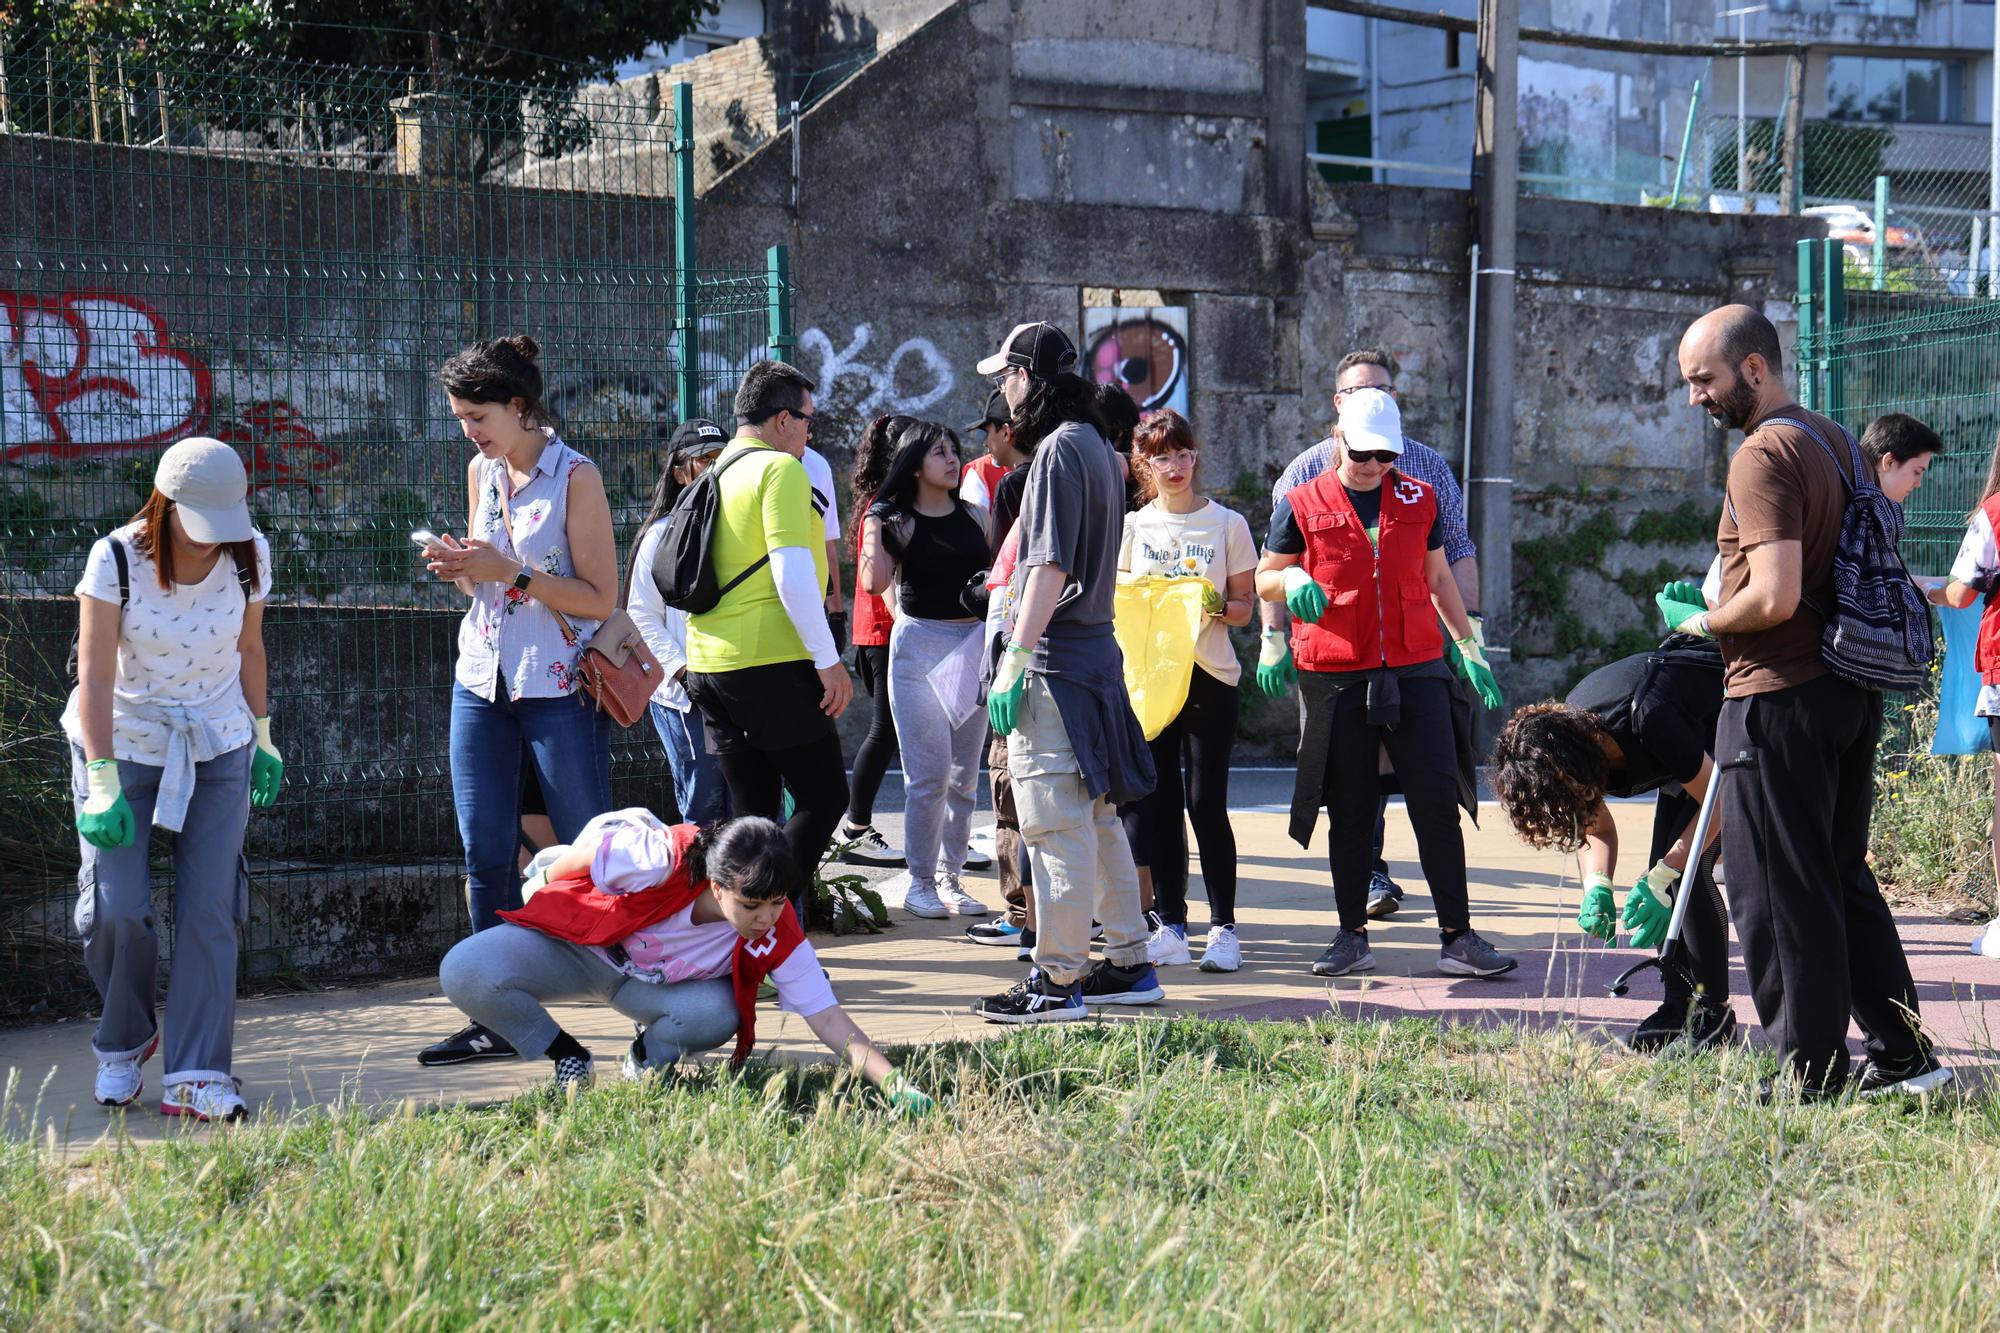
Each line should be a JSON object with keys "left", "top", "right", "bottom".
{"left": 1606, "top": 764, "right": 1723, "bottom": 999}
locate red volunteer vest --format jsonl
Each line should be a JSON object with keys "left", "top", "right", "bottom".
{"left": 1977, "top": 494, "right": 2000, "bottom": 686}
{"left": 851, "top": 488, "right": 895, "bottom": 647}
{"left": 1286, "top": 468, "right": 1445, "bottom": 672}
{"left": 965, "top": 454, "right": 1009, "bottom": 506}
{"left": 499, "top": 822, "right": 807, "bottom": 1065}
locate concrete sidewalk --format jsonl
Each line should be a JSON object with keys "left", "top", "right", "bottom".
{"left": 6, "top": 799, "right": 1998, "bottom": 1150}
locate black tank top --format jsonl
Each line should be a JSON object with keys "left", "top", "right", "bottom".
{"left": 898, "top": 504, "right": 988, "bottom": 620}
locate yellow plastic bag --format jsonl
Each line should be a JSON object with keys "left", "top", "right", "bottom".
{"left": 1114, "top": 577, "right": 1213, "bottom": 740}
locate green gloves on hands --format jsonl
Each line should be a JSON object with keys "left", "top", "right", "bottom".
{"left": 251, "top": 716, "right": 284, "bottom": 808}
{"left": 1576, "top": 873, "right": 1617, "bottom": 942}
{"left": 879, "top": 1068, "right": 936, "bottom": 1117}
{"left": 1655, "top": 581, "right": 1712, "bottom": 638}
{"left": 1200, "top": 580, "right": 1226, "bottom": 617}
{"left": 987, "top": 642, "right": 1031, "bottom": 737}
{"left": 1256, "top": 629, "right": 1296, "bottom": 697}
{"left": 1452, "top": 635, "right": 1504, "bottom": 711}
{"left": 76, "top": 758, "right": 135, "bottom": 849}
{"left": 1622, "top": 861, "right": 1680, "bottom": 950}
{"left": 1280, "top": 566, "right": 1328, "bottom": 625}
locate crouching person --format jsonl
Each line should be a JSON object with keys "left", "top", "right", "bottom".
{"left": 439, "top": 811, "right": 932, "bottom": 1111}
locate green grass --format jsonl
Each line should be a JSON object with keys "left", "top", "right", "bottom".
{"left": 4, "top": 1017, "right": 1999, "bottom": 1328}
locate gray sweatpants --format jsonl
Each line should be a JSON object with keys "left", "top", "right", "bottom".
{"left": 71, "top": 743, "right": 252, "bottom": 1086}
{"left": 439, "top": 923, "right": 739, "bottom": 1067}
{"left": 887, "top": 616, "right": 986, "bottom": 891}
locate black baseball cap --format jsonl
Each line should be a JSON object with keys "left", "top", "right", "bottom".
{"left": 976, "top": 321, "right": 1077, "bottom": 381}
{"left": 963, "top": 388, "right": 1011, "bottom": 435}
{"left": 669, "top": 418, "right": 727, "bottom": 459}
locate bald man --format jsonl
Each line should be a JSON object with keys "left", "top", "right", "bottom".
{"left": 1663, "top": 304, "right": 1945, "bottom": 1100}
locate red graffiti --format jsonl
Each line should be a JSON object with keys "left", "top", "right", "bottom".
{"left": 0, "top": 290, "right": 211, "bottom": 460}
{"left": 217, "top": 400, "right": 340, "bottom": 489}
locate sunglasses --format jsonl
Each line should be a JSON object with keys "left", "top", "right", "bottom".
{"left": 1346, "top": 448, "right": 1398, "bottom": 466}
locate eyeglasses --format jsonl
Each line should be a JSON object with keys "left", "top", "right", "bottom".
{"left": 989, "top": 368, "right": 1020, "bottom": 389}
{"left": 786, "top": 408, "right": 815, "bottom": 427}
{"left": 1334, "top": 382, "right": 1396, "bottom": 398}
{"left": 1144, "top": 449, "right": 1198, "bottom": 467}
{"left": 1346, "top": 448, "right": 1398, "bottom": 466}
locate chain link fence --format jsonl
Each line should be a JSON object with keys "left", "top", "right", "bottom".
{"left": 0, "top": 36, "right": 791, "bottom": 1019}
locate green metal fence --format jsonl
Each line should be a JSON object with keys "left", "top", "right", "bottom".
{"left": 0, "top": 38, "right": 793, "bottom": 1019}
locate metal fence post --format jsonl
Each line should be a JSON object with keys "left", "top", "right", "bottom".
{"left": 1820, "top": 237, "right": 1847, "bottom": 423}
{"left": 673, "top": 82, "right": 699, "bottom": 422}
{"left": 1796, "top": 238, "right": 1817, "bottom": 412}
{"left": 766, "top": 244, "right": 794, "bottom": 361}
{"left": 1872, "top": 175, "right": 1888, "bottom": 291}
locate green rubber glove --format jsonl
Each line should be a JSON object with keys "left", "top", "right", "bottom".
{"left": 1655, "top": 582, "right": 1712, "bottom": 637}
{"left": 251, "top": 716, "right": 284, "bottom": 808}
{"left": 987, "top": 642, "right": 1030, "bottom": 737}
{"left": 1255, "top": 630, "right": 1296, "bottom": 697}
{"left": 1280, "top": 566, "right": 1328, "bottom": 625}
{"left": 76, "top": 758, "right": 135, "bottom": 850}
{"left": 1576, "top": 873, "right": 1616, "bottom": 942}
{"left": 1452, "top": 636, "right": 1504, "bottom": 711}
{"left": 1621, "top": 862, "right": 1678, "bottom": 951}
{"left": 880, "top": 1068, "right": 935, "bottom": 1117}
{"left": 1200, "top": 580, "right": 1225, "bottom": 617}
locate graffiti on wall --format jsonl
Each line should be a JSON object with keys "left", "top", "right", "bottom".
{"left": 1083, "top": 307, "right": 1189, "bottom": 416}
{"left": 797, "top": 324, "right": 954, "bottom": 417}
{"left": 0, "top": 288, "right": 338, "bottom": 484}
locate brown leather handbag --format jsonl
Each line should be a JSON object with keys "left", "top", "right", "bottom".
{"left": 552, "top": 607, "right": 662, "bottom": 728}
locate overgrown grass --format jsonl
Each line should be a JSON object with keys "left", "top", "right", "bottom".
{"left": 5, "top": 1018, "right": 1999, "bottom": 1328}
{"left": 1874, "top": 678, "right": 1996, "bottom": 915}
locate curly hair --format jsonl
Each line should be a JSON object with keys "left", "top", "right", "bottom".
{"left": 1490, "top": 701, "right": 1613, "bottom": 853}
{"left": 849, "top": 413, "right": 916, "bottom": 540}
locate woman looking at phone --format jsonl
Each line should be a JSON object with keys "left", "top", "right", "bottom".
{"left": 415, "top": 334, "right": 619, "bottom": 1069}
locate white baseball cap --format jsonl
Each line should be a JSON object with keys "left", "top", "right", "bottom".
{"left": 1335, "top": 387, "right": 1404, "bottom": 457}
{"left": 155, "top": 437, "right": 253, "bottom": 543}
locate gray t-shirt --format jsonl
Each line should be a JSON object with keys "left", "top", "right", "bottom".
{"left": 1014, "top": 418, "right": 1123, "bottom": 673}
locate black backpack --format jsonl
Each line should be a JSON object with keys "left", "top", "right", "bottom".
{"left": 65, "top": 537, "right": 255, "bottom": 683}
{"left": 1755, "top": 415, "right": 1933, "bottom": 693}
{"left": 650, "top": 445, "right": 777, "bottom": 614}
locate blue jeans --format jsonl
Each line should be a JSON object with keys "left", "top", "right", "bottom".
{"left": 650, "top": 701, "right": 729, "bottom": 827}
{"left": 451, "top": 684, "right": 612, "bottom": 932}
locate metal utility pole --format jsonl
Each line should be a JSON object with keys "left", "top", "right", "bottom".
{"left": 1471, "top": 0, "right": 1517, "bottom": 659}
{"left": 1719, "top": 5, "right": 1771, "bottom": 197}
{"left": 1989, "top": 5, "right": 1999, "bottom": 277}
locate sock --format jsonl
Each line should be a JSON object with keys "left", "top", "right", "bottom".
{"left": 546, "top": 1031, "right": 589, "bottom": 1064}
{"left": 1440, "top": 927, "right": 1466, "bottom": 944}
{"left": 1345, "top": 926, "right": 1368, "bottom": 940}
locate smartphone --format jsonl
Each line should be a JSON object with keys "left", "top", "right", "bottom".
{"left": 411, "top": 529, "right": 442, "bottom": 553}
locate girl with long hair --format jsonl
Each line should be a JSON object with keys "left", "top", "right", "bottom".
{"left": 859, "top": 420, "right": 994, "bottom": 919}
{"left": 837, "top": 413, "right": 916, "bottom": 867}
{"left": 67, "top": 437, "right": 280, "bottom": 1121}
{"left": 1118, "top": 410, "right": 1258, "bottom": 972}
{"left": 439, "top": 813, "right": 931, "bottom": 1111}
{"left": 417, "top": 335, "right": 619, "bottom": 1068}
{"left": 626, "top": 418, "right": 732, "bottom": 826}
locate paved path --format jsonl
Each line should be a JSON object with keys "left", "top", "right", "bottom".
{"left": 6, "top": 790, "right": 1997, "bottom": 1150}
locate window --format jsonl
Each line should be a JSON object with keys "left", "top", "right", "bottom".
{"left": 1826, "top": 56, "right": 1965, "bottom": 124}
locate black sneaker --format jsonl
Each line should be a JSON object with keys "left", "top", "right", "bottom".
{"left": 417, "top": 1022, "right": 517, "bottom": 1067}
{"left": 1855, "top": 1050, "right": 1955, "bottom": 1098}
{"left": 964, "top": 919, "right": 1024, "bottom": 947}
{"left": 1625, "top": 999, "right": 1737, "bottom": 1055}
{"left": 1312, "top": 931, "right": 1376, "bottom": 977}
{"left": 1079, "top": 958, "right": 1164, "bottom": 1006}
{"left": 552, "top": 1053, "right": 595, "bottom": 1092}
{"left": 972, "top": 970, "right": 1086, "bottom": 1024}
{"left": 1365, "top": 869, "right": 1404, "bottom": 919}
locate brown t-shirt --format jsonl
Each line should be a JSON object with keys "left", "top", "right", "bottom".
{"left": 1715, "top": 403, "right": 1849, "bottom": 698}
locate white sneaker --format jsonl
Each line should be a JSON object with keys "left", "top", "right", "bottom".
{"left": 841, "top": 824, "right": 906, "bottom": 868}
{"left": 1199, "top": 924, "right": 1242, "bottom": 973}
{"left": 902, "top": 879, "right": 949, "bottom": 919}
{"left": 1973, "top": 919, "right": 2000, "bottom": 959}
{"left": 94, "top": 1030, "right": 159, "bottom": 1108}
{"left": 963, "top": 826, "right": 997, "bottom": 871}
{"left": 938, "top": 878, "right": 991, "bottom": 917}
{"left": 161, "top": 1079, "right": 247, "bottom": 1123}
{"left": 1147, "top": 919, "right": 1192, "bottom": 967}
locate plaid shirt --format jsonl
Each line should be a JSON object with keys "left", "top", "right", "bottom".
{"left": 1269, "top": 436, "right": 1477, "bottom": 565}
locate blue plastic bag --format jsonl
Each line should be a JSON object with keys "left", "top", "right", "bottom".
{"left": 1931, "top": 602, "right": 1989, "bottom": 755}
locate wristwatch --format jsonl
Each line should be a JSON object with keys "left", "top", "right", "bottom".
{"left": 512, "top": 565, "right": 533, "bottom": 592}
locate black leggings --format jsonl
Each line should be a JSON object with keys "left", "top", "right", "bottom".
{"left": 845, "top": 644, "right": 897, "bottom": 827}
{"left": 1125, "top": 668, "right": 1239, "bottom": 926}
{"left": 1322, "top": 675, "right": 1468, "bottom": 934}
{"left": 1647, "top": 785, "right": 1729, "bottom": 1005}
{"left": 717, "top": 731, "right": 849, "bottom": 913}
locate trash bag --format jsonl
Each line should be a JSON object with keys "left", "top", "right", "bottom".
{"left": 1113, "top": 577, "right": 1212, "bottom": 741}
{"left": 1932, "top": 601, "right": 1989, "bottom": 756}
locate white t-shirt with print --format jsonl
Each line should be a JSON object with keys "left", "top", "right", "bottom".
{"left": 1118, "top": 499, "right": 1258, "bottom": 686}
{"left": 61, "top": 522, "right": 272, "bottom": 766}
{"left": 1948, "top": 507, "right": 2000, "bottom": 717}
